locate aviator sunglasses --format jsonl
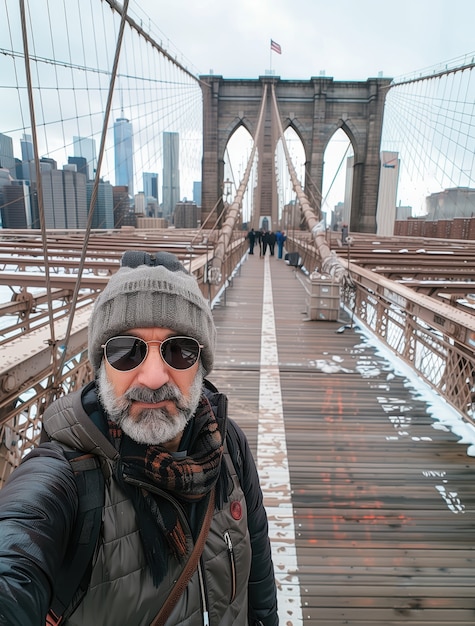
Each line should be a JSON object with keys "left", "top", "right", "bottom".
{"left": 102, "top": 335, "right": 203, "bottom": 372}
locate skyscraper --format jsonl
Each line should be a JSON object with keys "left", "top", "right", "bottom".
{"left": 40, "top": 168, "right": 87, "bottom": 228}
{"left": 0, "top": 133, "right": 15, "bottom": 175}
{"left": 68, "top": 156, "right": 88, "bottom": 179}
{"left": 20, "top": 133, "right": 34, "bottom": 162}
{"left": 87, "top": 179, "right": 114, "bottom": 229}
{"left": 113, "top": 186, "right": 132, "bottom": 228}
{"left": 162, "top": 132, "right": 180, "bottom": 219}
{"left": 174, "top": 200, "right": 200, "bottom": 228}
{"left": 1, "top": 184, "right": 28, "bottom": 229}
{"left": 20, "top": 133, "right": 34, "bottom": 180}
{"left": 193, "top": 181, "right": 202, "bottom": 207}
{"left": 376, "top": 151, "right": 399, "bottom": 236}
{"left": 143, "top": 172, "right": 158, "bottom": 201}
{"left": 114, "top": 117, "right": 134, "bottom": 199}
{"left": 73, "top": 136, "right": 97, "bottom": 180}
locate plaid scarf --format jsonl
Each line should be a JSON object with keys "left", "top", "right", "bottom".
{"left": 109, "top": 394, "right": 227, "bottom": 586}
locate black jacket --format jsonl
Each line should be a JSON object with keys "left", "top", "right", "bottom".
{"left": 0, "top": 381, "right": 278, "bottom": 625}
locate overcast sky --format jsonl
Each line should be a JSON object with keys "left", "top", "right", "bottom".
{"left": 127, "top": 0, "right": 475, "bottom": 216}
{"left": 3, "top": 0, "right": 473, "bottom": 219}
{"left": 131, "top": 0, "right": 475, "bottom": 82}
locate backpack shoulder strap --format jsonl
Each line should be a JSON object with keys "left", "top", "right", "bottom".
{"left": 46, "top": 452, "right": 105, "bottom": 626}
{"left": 202, "top": 379, "right": 243, "bottom": 486}
{"left": 224, "top": 419, "right": 244, "bottom": 487}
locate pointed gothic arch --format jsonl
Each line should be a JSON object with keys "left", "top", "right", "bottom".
{"left": 200, "top": 74, "right": 391, "bottom": 232}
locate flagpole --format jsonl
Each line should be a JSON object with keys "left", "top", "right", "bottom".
{"left": 269, "top": 39, "right": 272, "bottom": 73}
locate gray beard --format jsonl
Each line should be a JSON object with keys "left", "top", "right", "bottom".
{"left": 97, "top": 362, "right": 204, "bottom": 445}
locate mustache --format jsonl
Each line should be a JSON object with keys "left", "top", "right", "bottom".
{"left": 125, "top": 384, "right": 183, "bottom": 405}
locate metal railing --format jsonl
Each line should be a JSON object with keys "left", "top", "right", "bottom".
{"left": 287, "top": 235, "right": 475, "bottom": 425}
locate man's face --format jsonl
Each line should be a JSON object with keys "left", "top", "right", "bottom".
{"left": 97, "top": 327, "right": 204, "bottom": 449}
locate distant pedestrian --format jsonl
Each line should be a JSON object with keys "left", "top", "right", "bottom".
{"left": 268, "top": 231, "right": 276, "bottom": 256}
{"left": 255, "top": 229, "right": 263, "bottom": 256}
{"left": 276, "top": 230, "right": 287, "bottom": 259}
{"left": 247, "top": 228, "right": 256, "bottom": 254}
{"left": 262, "top": 231, "right": 269, "bottom": 256}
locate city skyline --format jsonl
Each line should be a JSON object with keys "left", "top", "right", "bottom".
{"left": 0, "top": 126, "right": 184, "bottom": 205}
{"left": 0, "top": 125, "right": 189, "bottom": 230}
{"left": 2, "top": 119, "right": 474, "bottom": 231}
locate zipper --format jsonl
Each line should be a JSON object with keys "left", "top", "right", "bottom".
{"left": 124, "top": 472, "right": 211, "bottom": 624}
{"left": 223, "top": 530, "right": 237, "bottom": 603}
{"left": 124, "top": 472, "right": 214, "bottom": 624}
{"left": 197, "top": 559, "right": 210, "bottom": 626}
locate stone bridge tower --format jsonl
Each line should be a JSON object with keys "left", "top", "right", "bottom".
{"left": 200, "top": 74, "right": 392, "bottom": 233}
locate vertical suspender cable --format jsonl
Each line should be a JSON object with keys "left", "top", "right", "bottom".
{"left": 209, "top": 84, "right": 268, "bottom": 278}
{"left": 20, "top": 0, "right": 131, "bottom": 404}
{"left": 51, "top": 0, "right": 132, "bottom": 392}
{"left": 19, "top": 0, "right": 59, "bottom": 384}
{"left": 270, "top": 83, "right": 348, "bottom": 282}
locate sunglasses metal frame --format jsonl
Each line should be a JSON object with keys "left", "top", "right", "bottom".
{"left": 102, "top": 335, "right": 203, "bottom": 372}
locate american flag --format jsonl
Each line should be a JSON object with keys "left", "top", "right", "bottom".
{"left": 270, "top": 39, "right": 282, "bottom": 55}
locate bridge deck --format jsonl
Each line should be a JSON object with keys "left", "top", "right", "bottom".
{"left": 211, "top": 252, "right": 475, "bottom": 626}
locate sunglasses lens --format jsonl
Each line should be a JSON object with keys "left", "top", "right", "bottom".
{"left": 105, "top": 337, "right": 147, "bottom": 371}
{"left": 161, "top": 337, "right": 201, "bottom": 370}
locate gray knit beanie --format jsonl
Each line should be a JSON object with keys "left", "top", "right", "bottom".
{"left": 88, "top": 251, "right": 216, "bottom": 375}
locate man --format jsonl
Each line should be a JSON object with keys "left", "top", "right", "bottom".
{"left": 275, "top": 231, "right": 287, "bottom": 259}
{"left": 0, "top": 251, "right": 278, "bottom": 626}
{"left": 267, "top": 231, "right": 276, "bottom": 257}
{"left": 247, "top": 228, "right": 256, "bottom": 254}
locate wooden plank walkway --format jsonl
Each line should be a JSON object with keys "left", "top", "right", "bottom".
{"left": 210, "top": 252, "right": 475, "bottom": 626}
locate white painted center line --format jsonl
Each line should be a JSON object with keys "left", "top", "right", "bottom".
{"left": 257, "top": 255, "right": 303, "bottom": 625}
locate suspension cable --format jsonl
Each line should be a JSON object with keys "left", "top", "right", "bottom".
{"left": 209, "top": 84, "right": 268, "bottom": 274}
{"left": 50, "top": 0, "right": 131, "bottom": 399}
{"left": 19, "top": 0, "right": 59, "bottom": 379}
{"left": 321, "top": 142, "right": 351, "bottom": 212}
{"left": 270, "top": 83, "right": 348, "bottom": 282}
